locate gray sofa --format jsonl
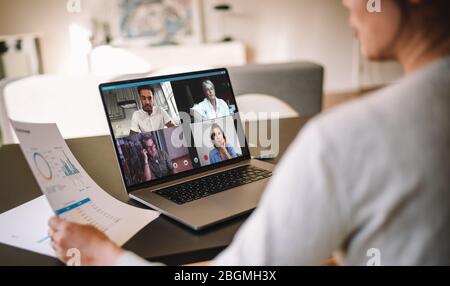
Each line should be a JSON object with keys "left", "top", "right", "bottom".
{"left": 228, "top": 62, "right": 324, "bottom": 116}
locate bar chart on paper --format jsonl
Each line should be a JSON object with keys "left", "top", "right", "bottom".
{"left": 61, "top": 151, "right": 79, "bottom": 176}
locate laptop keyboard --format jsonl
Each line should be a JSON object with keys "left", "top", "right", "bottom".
{"left": 155, "top": 165, "right": 272, "bottom": 205}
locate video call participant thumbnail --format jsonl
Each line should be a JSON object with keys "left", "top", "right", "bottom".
{"left": 209, "top": 123, "right": 238, "bottom": 164}
{"left": 130, "top": 85, "right": 175, "bottom": 135}
{"left": 140, "top": 135, "right": 173, "bottom": 180}
{"left": 191, "top": 80, "right": 231, "bottom": 121}
{"left": 190, "top": 115, "right": 243, "bottom": 167}
{"left": 117, "top": 127, "right": 195, "bottom": 186}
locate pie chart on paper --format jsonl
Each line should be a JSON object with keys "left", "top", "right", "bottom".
{"left": 33, "top": 152, "right": 53, "bottom": 181}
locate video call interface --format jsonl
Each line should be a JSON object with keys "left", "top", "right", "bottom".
{"left": 101, "top": 71, "right": 247, "bottom": 188}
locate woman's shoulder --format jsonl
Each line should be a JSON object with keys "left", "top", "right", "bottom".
{"left": 196, "top": 98, "right": 209, "bottom": 106}
{"left": 217, "top": 97, "right": 228, "bottom": 105}
{"left": 226, "top": 145, "right": 237, "bottom": 156}
{"left": 225, "top": 144, "right": 235, "bottom": 150}
{"left": 316, "top": 58, "right": 450, "bottom": 137}
{"left": 304, "top": 58, "right": 450, "bottom": 157}
{"left": 209, "top": 148, "right": 219, "bottom": 162}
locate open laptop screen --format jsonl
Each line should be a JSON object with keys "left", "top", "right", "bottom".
{"left": 99, "top": 69, "right": 250, "bottom": 191}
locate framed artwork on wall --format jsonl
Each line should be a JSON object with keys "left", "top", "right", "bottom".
{"left": 119, "top": 0, "right": 203, "bottom": 46}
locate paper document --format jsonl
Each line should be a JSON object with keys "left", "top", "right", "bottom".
{"left": 0, "top": 196, "right": 55, "bottom": 257}
{"left": 0, "top": 120, "right": 159, "bottom": 257}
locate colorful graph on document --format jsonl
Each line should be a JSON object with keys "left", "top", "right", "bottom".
{"left": 33, "top": 152, "right": 53, "bottom": 181}
{"left": 61, "top": 151, "right": 79, "bottom": 176}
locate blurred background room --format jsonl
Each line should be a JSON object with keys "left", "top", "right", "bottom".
{"left": 0, "top": 0, "right": 404, "bottom": 146}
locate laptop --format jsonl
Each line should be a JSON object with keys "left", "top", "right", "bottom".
{"left": 99, "top": 68, "right": 274, "bottom": 230}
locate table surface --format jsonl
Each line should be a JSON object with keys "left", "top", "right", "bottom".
{"left": 0, "top": 116, "right": 310, "bottom": 265}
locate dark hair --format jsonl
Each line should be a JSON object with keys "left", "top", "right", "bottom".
{"left": 396, "top": 0, "right": 450, "bottom": 43}
{"left": 210, "top": 123, "right": 226, "bottom": 143}
{"left": 137, "top": 85, "right": 155, "bottom": 96}
{"left": 140, "top": 134, "right": 155, "bottom": 148}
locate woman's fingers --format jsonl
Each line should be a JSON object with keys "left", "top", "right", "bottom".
{"left": 48, "top": 217, "right": 76, "bottom": 250}
{"left": 48, "top": 216, "right": 68, "bottom": 231}
{"left": 50, "top": 228, "right": 73, "bottom": 264}
{"left": 54, "top": 244, "right": 69, "bottom": 263}
{"left": 47, "top": 217, "right": 121, "bottom": 265}
{"left": 48, "top": 228, "right": 54, "bottom": 239}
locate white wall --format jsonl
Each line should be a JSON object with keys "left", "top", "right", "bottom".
{"left": 202, "top": 0, "right": 355, "bottom": 91}
{"left": 0, "top": 0, "right": 402, "bottom": 92}
{"left": 203, "top": 0, "right": 403, "bottom": 92}
{"left": 0, "top": 0, "right": 114, "bottom": 75}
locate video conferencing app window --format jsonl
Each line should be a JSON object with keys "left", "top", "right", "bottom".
{"left": 100, "top": 70, "right": 250, "bottom": 190}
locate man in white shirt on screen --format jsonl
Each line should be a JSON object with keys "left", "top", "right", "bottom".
{"left": 191, "top": 80, "right": 231, "bottom": 122}
{"left": 129, "top": 86, "right": 175, "bottom": 135}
